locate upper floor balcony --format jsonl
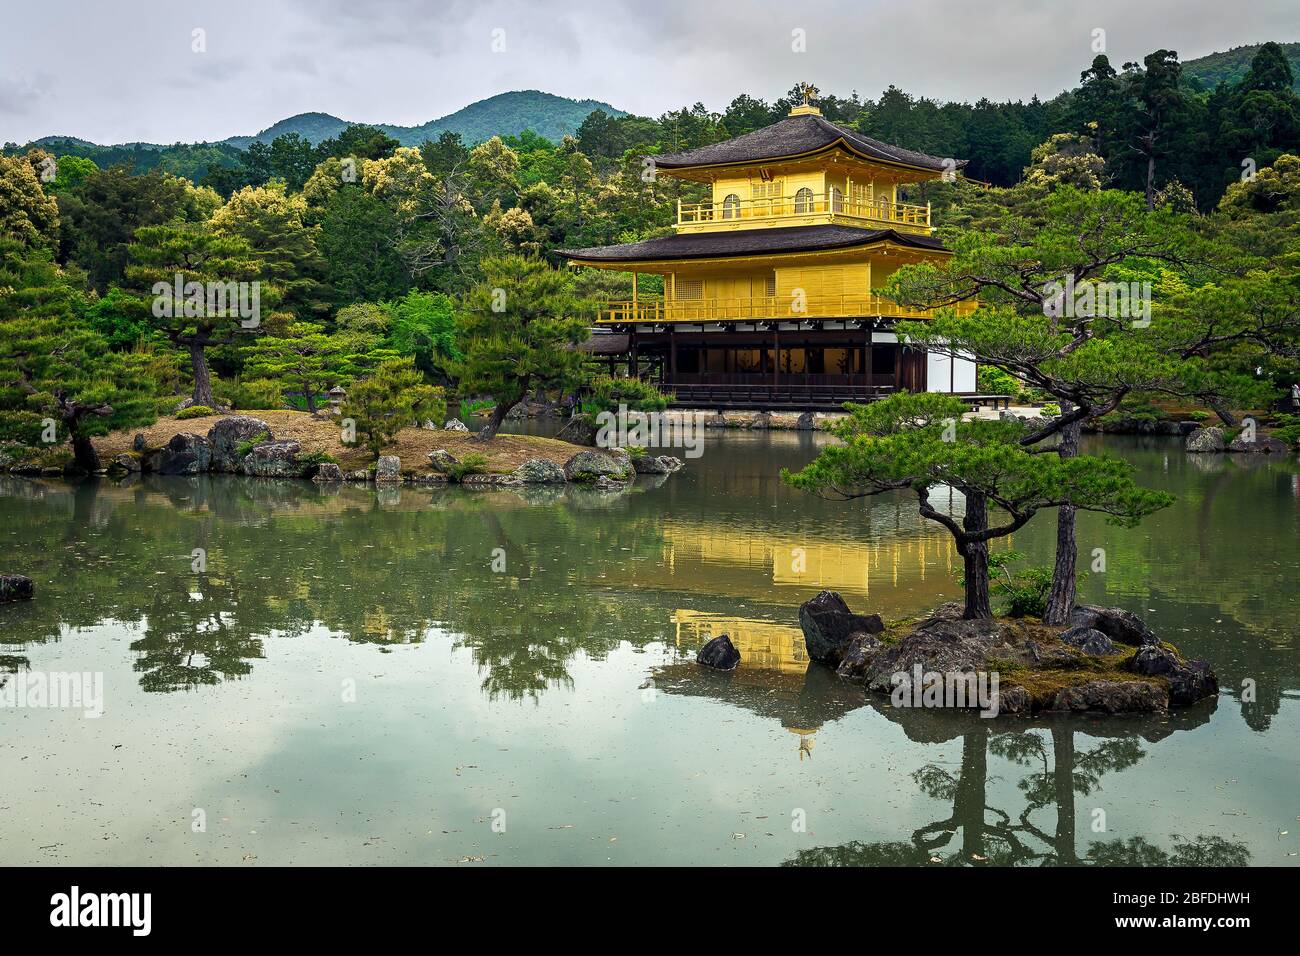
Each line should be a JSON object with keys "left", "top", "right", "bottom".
{"left": 677, "top": 192, "right": 931, "bottom": 235}
{"left": 595, "top": 293, "right": 976, "bottom": 325}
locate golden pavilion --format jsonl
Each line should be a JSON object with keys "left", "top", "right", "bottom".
{"left": 560, "top": 98, "right": 982, "bottom": 410}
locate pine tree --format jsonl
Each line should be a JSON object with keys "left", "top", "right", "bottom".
{"left": 0, "top": 240, "right": 155, "bottom": 471}
{"left": 456, "top": 255, "right": 591, "bottom": 439}
{"left": 783, "top": 393, "right": 1172, "bottom": 619}
{"left": 125, "top": 222, "right": 269, "bottom": 407}
{"left": 341, "top": 357, "right": 444, "bottom": 460}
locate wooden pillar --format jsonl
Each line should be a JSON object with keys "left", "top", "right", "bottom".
{"left": 669, "top": 326, "right": 677, "bottom": 386}
{"left": 864, "top": 324, "right": 872, "bottom": 389}
{"left": 630, "top": 326, "right": 639, "bottom": 379}
{"left": 894, "top": 342, "right": 903, "bottom": 392}
{"left": 772, "top": 327, "right": 779, "bottom": 385}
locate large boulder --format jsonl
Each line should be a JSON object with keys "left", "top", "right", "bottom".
{"left": 427, "top": 449, "right": 458, "bottom": 474}
{"left": 1050, "top": 680, "right": 1167, "bottom": 714}
{"left": 1069, "top": 606, "right": 1158, "bottom": 647}
{"left": 747, "top": 411, "right": 773, "bottom": 430}
{"left": 1227, "top": 434, "right": 1291, "bottom": 454}
{"left": 0, "top": 573, "right": 35, "bottom": 602}
{"left": 1185, "top": 426, "right": 1225, "bottom": 453}
{"left": 1059, "top": 625, "right": 1116, "bottom": 656}
{"left": 564, "top": 450, "right": 629, "bottom": 483}
{"left": 443, "top": 418, "right": 470, "bottom": 433}
{"left": 798, "top": 590, "right": 885, "bottom": 666}
{"left": 375, "top": 455, "right": 401, "bottom": 482}
{"left": 513, "top": 458, "right": 566, "bottom": 483}
{"left": 555, "top": 416, "right": 599, "bottom": 447}
{"left": 834, "top": 633, "right": 886, "bottom": 682}
{"left": 697, "top": 634, "right": 741, "bottom": 671}
{"left": 207, "top": 416, "right": 271, "bottom": 472}
{"left": 633, "top": 454, "right": 684, "bottom": 475}
{"left": 860, "top": 615, "right": 1012, "bottom": 694}
{"left": 242, "top": 440, "right": 305, "bottom": 478}
{"left": 313, "top": 462, "right": 343, "bottom": 483}
{"left": 150, "top": 433, "right": 211, "bottom": 475}
{"left": 1129, "top": 645, "right": 1218, "bottom": 707}
{"left": 111, "top": 452, "right": 142, "bottom": 473}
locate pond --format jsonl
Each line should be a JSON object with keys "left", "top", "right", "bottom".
{"left": 1, "top": 432, "right": 1297, "bottom": 866}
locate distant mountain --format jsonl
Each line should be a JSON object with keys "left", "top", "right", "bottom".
{"left": 15, "top": 91, "right": 625, "bottom": 154}
{"left": 1182, "top": 42, "right": 1300, "bottom": 93}
{"left": 223, "top": 90, "right": 626, "bottom": 149}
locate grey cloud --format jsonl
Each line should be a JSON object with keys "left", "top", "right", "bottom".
{"left": 0, "top": 0, "right": 1295, "bottom": 144}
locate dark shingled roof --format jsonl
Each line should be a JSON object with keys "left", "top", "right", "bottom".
{"left": 575, "top": 332, "right": 630, "bottom": 355}
{"left": 559, "top": 225, "right": 948, "bottom": 263}
{"left": 652, "top": 113, "right": 965, "bottom": 173}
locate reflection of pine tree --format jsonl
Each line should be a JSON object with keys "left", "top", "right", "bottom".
{"left": 784, "top": 726, "right": 1250, "bottom": 867}
{"left": 992, "top": 726, "right": 1143, "bottom": 865}
{"left": 1085, "top": 834, "right": 1251, "bottom": 866}
{"left": 130, "top": 573, "right": 265, "bottom": 692}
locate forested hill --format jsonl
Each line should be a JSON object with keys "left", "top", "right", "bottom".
{"left": 1183, "top": 43, "right": 1300, "bottom": 92}
{"left": 225, "top": 91, "right": 627, "bottom": 148}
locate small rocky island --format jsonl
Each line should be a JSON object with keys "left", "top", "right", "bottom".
{"left": 794, "top": 590, "right": 1218, "bottom": 716}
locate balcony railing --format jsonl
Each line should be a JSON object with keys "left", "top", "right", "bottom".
{"left": 677, "top": 193, "right": 931, "bottom": 230}
{"left": 597, "top": 294, "right": 976, "bottom": 324}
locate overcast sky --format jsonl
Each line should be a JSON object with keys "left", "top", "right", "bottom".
{"left": 2, "top": 0, "right": 1296, "bottom": 145}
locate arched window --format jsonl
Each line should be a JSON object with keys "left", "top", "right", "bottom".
{"left": 721, "top": 194, "right": 741, "bottom": 219}
{"left": 793, "top": 187, "right": 814, "bottom": 213}
{"left": 828, "top": 186, "right": 844, "bottom": 213}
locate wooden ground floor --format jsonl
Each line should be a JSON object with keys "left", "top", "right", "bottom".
{"left": 588, "top": 323, "right": 981, "bottom": 410}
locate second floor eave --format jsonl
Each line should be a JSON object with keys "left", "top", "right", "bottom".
{"left": 559, "top": 224, "right": 950, "bottom": 272}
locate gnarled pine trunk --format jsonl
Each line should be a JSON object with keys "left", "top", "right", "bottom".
{"left": 189, "top": 343, "right": 216, "bottom": 407}
{"left": 960, "top": 489, "right": 994, "bottom": 620}
{"left": 476, "top": 399, "right": 514, "bottom": 441}
{"left": 70, "top": 433, "right": 100, "bottom": 473}
{"left": 1043, "top": 407, "right": 1081, "bottom": 625}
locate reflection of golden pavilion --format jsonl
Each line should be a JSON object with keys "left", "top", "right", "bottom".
{"left": 661, "top": 521, "right": 967, "bottom": 609}
{"left": 672, "top": 609, "right": 826, "bottom": 759}
{"left": 662, "top": 609, "right": 872, "bottom": 761}
{"left": 672, "top": 608, "right": 809, "bottom": 674}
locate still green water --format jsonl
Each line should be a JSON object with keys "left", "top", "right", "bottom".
{"left": 0, "top": 433, "right": 1297, "bottom": 866}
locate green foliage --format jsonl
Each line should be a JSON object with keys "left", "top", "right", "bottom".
{"left": 976, "top": 364, "right": 1022, "bottom": 399}
{"left": 0, "top": 154, "right": 60, "bottom": 250}
{"left": 1271, "top": 413, "right": 1300, "bottom": 448}
{"left": 57, "top": 167, "right": 201, "bottom": 291}
{"left": 960, "top": 550, "right": 1079, "bottom": 618}
{"left": 385, "top": 290, "right": 462, "bottom": 381}
{"left": 80, "top": 286, "right": 158, "bottom": 350}
{"left": 243, "top": 321, "right": 385, "bottom": 414}
{"left": 456, "top": 255, "right": 591, "bottom": 436}
{"left": 297, "top": 449, "right": 338, "bottom": 467}
{"left": 584, "top": 374, "right": 671, "bottom": 415}
{"left": 341, "top": 356, "right": 445, "bottom": 460}
{"left": 175, "top": 405, "right": 214, "bottom": 420}
{"left": 0, "top": 240, "right": 156, "bottom": 466}
{"left": 1041, "top": 402, "right": 1061, "bottom": 416}
{"left": 235, "top": 431, "right": 271, "bottom": 459}
{"left": 214, "top": 376, "right": 284, "bottom": 410}
{"left": 446, "top": 452, "right": 489, "bottom": 482}
{"left": 317, "top": 188, "right": 410, "bottom": 306}
{"left": 210, "top": 181, "right": 328, "bottom": 319}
